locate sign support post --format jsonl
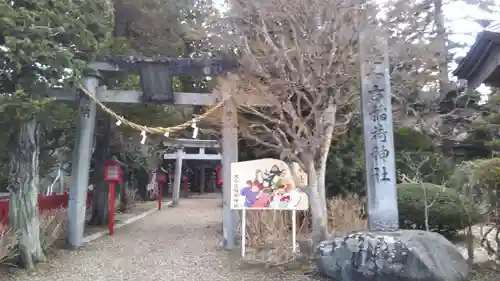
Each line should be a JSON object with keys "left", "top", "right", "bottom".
{"left": 292, "top": 209, "right": 297, "bottom": 253}
{"left": 156, "top": 168, "right": 167, "bottom": 210}
{"left": 241, "top": 208, "right": 247, "bottom": 258}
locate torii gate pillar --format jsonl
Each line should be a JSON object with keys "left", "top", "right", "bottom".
{"left": 67, "top": 73, "right": 99, "bottom": 248}
{"left": 221, "top": 84, "right": 238, "bottom": 250}
{"left": 169, "top": 148, "right": 183, "bottom": 207}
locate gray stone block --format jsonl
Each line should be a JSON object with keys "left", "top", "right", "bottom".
{"left": 316, "top": 230, "right": 468, "bottom": 281}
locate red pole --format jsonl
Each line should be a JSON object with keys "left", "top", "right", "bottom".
{"left": 109, "top": 182, "right": 115, "bottom": 235}
{"left": 217, "top": 166, "right": 222, "bottom": 184}
{"left": 158, "top": 183, "right": 162, "bottom": 210}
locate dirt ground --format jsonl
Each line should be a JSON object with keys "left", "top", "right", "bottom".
{"left": 1, "top": 194, "right": 499, "bottom": 281}
{"left": 466, "top": 260, "right": 500, "bottom": 281}
{"left": 2, "top": 194, "right": 314, "bottom": 281}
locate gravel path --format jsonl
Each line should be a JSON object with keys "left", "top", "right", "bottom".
{"left": 7, "top": 194, "right": 314, "bottom": 281}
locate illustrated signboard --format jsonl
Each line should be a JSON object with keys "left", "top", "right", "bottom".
{"left": 230, "top": 158, "right": 309, "bottom": 210}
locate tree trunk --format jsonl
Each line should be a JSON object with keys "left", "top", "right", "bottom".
{"left": 119, "top": 168, "right": 130, "bottom": 213}
{"left": 422, "top": 183, "right": 430, "bottom": 231}
{"left": 307, "top": 101, "right": 336, "bottom": 248}
{"left": 88, "top": 179, "right": 110, "bottom": 225}
{"left": 434, "top": 0, "right": 450, "bottom": 100}
{"left": 307, "top": 166, "right": 329, "bottom": 247}
{"left": 137, "top": 167, "right": 150, "bottom": 200}
{"left": 8, "top": 117, "right": 46, "bottom": 270}
{"left": 466, "top": 225, "right": 474, "bottom": 266}
{"left": 88, "top": 113, "right": 111, "bottom": 225}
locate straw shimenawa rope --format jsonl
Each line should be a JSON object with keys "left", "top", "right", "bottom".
{"left": 77, "top": 85, "right": 228, "bottom": 135}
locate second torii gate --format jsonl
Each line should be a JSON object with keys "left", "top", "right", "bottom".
{"left": 159, "top": 138, "right": 221, "bottom": 205}
{"left": 49, "top": 56, "right": 262, "bottom": 249}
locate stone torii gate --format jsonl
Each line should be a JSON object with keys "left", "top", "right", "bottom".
{"left": 49, "top": 56, "right": 251, "bottom": 249}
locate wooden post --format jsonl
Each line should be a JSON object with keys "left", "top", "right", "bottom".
{"left": 360, "top": 26, "right": 399, "bottom": 232}
{"left": 200, "top": 167, "right": 206, "bottom": 194}
{"left": 181, "top": 175, "right": 188, "bottom": 198}
{"left": 157, "top": 182, "right": 163, "bottom": 210}
{"left": 109, "top": 182, "right": 115, "bottom": 235}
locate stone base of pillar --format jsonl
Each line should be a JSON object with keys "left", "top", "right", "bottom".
{"left": 167, "top": 201, "right": 179, "bottom": 207}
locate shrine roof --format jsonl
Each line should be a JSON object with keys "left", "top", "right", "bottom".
{"left": 453, "top": 22, "right": 500, "bottom": 88}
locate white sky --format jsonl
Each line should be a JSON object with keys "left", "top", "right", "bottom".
{"left": 213, "top": 0, "right": 499, "bottom": 61}
{"left": 446, "top": 1, "right": 500, "bottom": 57}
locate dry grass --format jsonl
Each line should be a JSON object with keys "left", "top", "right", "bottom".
{"left": 243, "top": 194, "right": 367, "bottom": 266}
{"left": 244, "top": 210, "right": 307, "bottom": 266}
{"left": 298, "top": 194, "right": 367, "bottom": 235}
{"left": 39, "top": 208, "right": 67, "bottom": 251}
{"left": 0, "top": 224, "right": 18, "bottom": 264}
{"left": 0, "top": 208, "right": 68, "bottom": 267}
{"left": 327, "top": 194, "right": 367, "bottom": 234}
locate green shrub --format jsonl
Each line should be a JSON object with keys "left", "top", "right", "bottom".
{"left": 397, "top": 183, "right": 482, "bottom": 238}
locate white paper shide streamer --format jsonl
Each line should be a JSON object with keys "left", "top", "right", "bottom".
{"left": 191, "top": 119, "right": 198, "bottom": 139}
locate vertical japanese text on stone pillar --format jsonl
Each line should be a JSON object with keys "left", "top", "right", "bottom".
{"left": 369, "top": 64, "right": 391, "bottom": 184}
{"left": 360, "top": 34, "right": 399, "bottom": 232}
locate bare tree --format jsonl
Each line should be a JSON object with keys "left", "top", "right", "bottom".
{"left": 207, "top": 0, "right": 467, "bottom": 248}
{"left": 216, "top": 0, "right": 370, "bottom": 245}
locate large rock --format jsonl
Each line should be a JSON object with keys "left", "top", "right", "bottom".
{"left": 316, "top": 230, "right": 468, "bottom": 281}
